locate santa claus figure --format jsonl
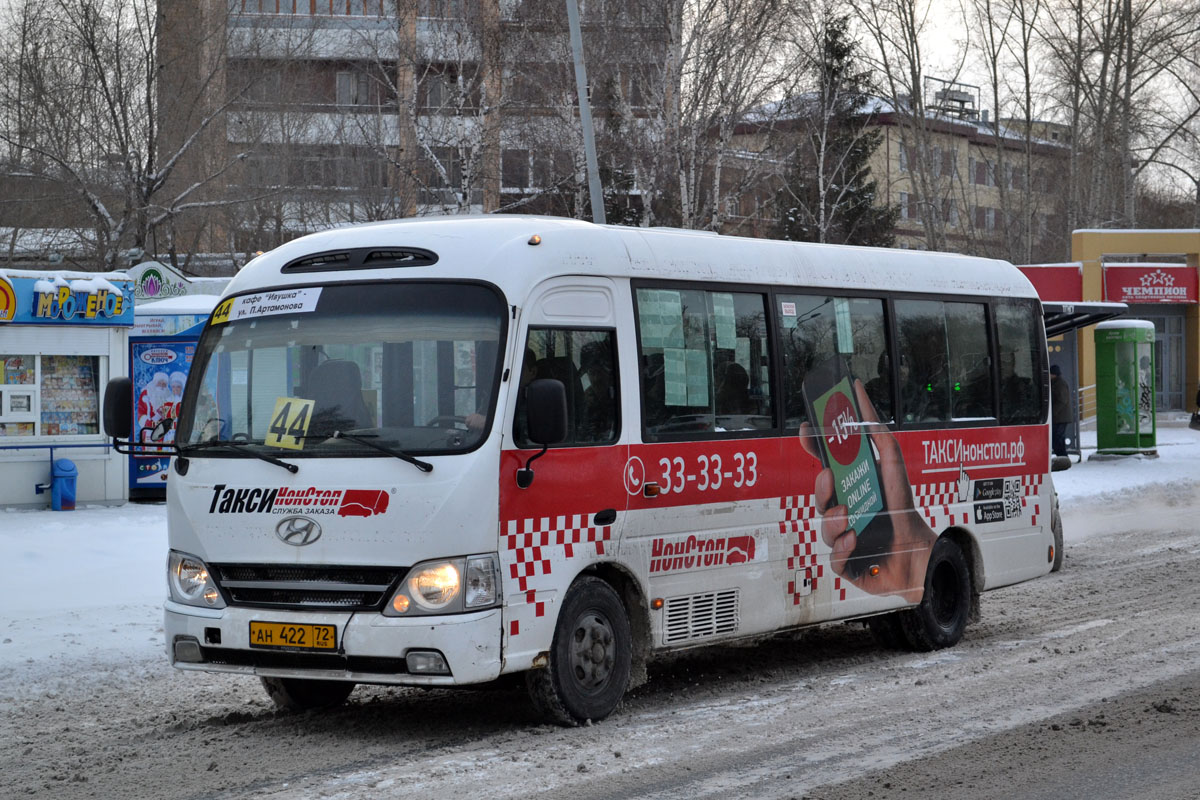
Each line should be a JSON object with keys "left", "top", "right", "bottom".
{"left": 136, "top": 371, "right": 172, "bottom": 442}
{"left": 160, "top": 372, "right": 187, "bottom": 443}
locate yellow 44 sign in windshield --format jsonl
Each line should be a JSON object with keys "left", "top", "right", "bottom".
{"left": 265, "top": 397, "right": 315, "bottom": 450}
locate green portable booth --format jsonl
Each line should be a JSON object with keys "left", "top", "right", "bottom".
{"left": 1093, "top": 320, "right": 1156, "bottom": 456}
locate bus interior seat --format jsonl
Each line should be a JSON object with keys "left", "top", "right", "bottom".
{"left": 306, "top": 359, "right": 373, "bottom": 436}
{"left": 716, "top": 362, "right": 754, "bottom": 414}
{"left": 535, "top": 355, "right": 584, "bottom": 437}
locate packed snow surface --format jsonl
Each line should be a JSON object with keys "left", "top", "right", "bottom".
{"left": 1, "top": 419, "right": 1198, "bottom": 799}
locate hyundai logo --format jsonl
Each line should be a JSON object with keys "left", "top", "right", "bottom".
{"left": 275, "top": 516, "right": 322, "bottom": 546}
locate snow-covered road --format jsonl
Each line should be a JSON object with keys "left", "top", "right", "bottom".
{"left": 2, "top": 423, "right": 1198, "bottom": 799}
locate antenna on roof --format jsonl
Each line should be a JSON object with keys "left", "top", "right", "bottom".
{"left": 925, "top": 76, "right": 981, "bottom": 121}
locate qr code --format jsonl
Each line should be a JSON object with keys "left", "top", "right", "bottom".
{"left": 1003, "top": 478, "right": 1022, "bottom": 518}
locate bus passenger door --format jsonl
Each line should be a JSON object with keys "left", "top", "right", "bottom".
{"left": 621, "top": 284, "right": 788, "bottom": 646}
{"left": 497, "top": 277, "right": 630, "bottom": 671}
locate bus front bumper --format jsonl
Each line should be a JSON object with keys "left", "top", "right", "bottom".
{"left": 164, "top": 600, "right": 505, "bottom": 686}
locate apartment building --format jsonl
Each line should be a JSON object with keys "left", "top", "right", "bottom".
{"left": 869, "top": 84, "right": 1069, "bottom": 260}
{"left": 157, "top": 0, "right": 668, "bottom": 255}
{"left": 725, "top": 82, "right": 1069, "bottom": 259}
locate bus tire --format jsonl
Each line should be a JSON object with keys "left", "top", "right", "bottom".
{"left": 261, "top": 677, "right": 355, "bottom": 711}
{"left": 867, "top": 612, "right": 908, "bottom": 650}
{"left": 1050, "top": 496, "right": 1065, "bottom": 572}
{"left": 898, "top": 537, "right": 972, "bottom": 652}
{"left": 526, "top": 576, "right": 632, "bottom": 726}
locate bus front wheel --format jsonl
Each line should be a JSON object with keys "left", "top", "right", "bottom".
{"left": 261, "top": 677, "right": 355, "bottom": 711}
{"left": 898, "top": 537, "right": 972, "bottom": 651}
{"left": 526, "top": 576, "right": 632, "bottom": 726}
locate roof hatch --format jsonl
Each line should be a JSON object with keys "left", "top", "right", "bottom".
{"left": 281, "top": 247, "right": 439, "bottom": 274}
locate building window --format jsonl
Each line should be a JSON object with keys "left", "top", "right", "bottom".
{"left": 899, "top": 192, "right": 921, "bottom": 222}
{"left": 315, "top": 1, "right": 385, "bottom": 14}
{"left": 0, "top": 354, "right": 102, "bottom": 438}
{"left": 419, "top": 0, "right": 479, "bottom": 17}
{"left": 941, "top": 148, "right": 956, "bottom": 178}
{"left": 418, "top": 64, "right": 480, "bottom": 111}
{"left": 973, "top": 159, "right": 989, "bottom": 186}
{"left": 245, "top": 1, "right": 386, "bottom": 14}
{"left": 1009, "top": 165, "right": 1023, "bottom": 190}
{"left": 336, "top": 71, "right": 371, "bottom": 106}
{"left": 502, "top": 149, "right": 530, "bottom": 189}
{"left": 973, "top": 205, "right": 997, "bottom": 231}
{"left": 942, "top": 199, "right": 958, "bottom": 228}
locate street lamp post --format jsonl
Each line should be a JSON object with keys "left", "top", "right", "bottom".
{"left": 564, "top": 0, "right": 606, "bottom": 225}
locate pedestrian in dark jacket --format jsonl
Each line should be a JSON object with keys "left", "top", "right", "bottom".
{"left": 1050, "top": 364, "right": 1071, "bottom": 457}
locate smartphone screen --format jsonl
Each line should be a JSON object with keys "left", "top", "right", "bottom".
{"left": 803, "top": 356, "right": 892, "bottom": 575}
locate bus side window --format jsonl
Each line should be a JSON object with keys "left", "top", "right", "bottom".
{"left": 996, "top": 298, "right": 1043, "bottom": 425}
{"left": 777, "top": 294, "right": 890, "bottom": 427}
{"left": 895, "top": 299, "right": 951, "bottom": 423}
{"left": 945, "top": 301, "right": 993, "bottom": 420}
{"left": 513, "top": 328, "right": 619, "bottom": 447}
{"left": 635, "top": 287, "right": 771, "bottom": 439}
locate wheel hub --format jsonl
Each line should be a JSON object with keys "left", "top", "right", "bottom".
{"left": 569, "top": 612, "right": 615, "bottom": 689}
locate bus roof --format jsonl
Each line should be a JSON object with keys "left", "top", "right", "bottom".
{"left": 225, "top": 215, "right": 1038, "bottom": 301}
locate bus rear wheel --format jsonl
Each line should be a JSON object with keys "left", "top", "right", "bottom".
{"left": 898, "top": 537, "right": 972, "bottom": 651}
{"left": 1050, "top": 495, "right": 1065, "bottom": 572}
{"left": 526, "top": 576, "right": 632, "bottom": 726}
{"left": 261, "top": 677, "right": 355, "bottom": 711}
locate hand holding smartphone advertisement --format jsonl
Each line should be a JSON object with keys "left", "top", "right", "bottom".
{"left": 799, "top": 377, "right": 936, "bottom": 603}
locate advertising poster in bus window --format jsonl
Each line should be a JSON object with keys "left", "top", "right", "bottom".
{"left": 130, "top": 339, "right": 195, "bottom": 488}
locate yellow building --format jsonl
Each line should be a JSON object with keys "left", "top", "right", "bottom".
{"left": 1022, "top": 230, "right": 1200, "bottom": 413}
{"left": 870, "top": 104, "right": 1068, "bottom": 261}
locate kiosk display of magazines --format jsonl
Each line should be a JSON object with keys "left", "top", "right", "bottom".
{"left": 0, "top": 268, "right": 134, "bottom": 507}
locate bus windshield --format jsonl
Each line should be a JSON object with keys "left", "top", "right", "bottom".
{"left": 176, "top": 282, "right": 505, "bottom": 456}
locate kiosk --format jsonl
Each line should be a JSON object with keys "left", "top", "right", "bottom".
{"left": 128, "top": 295, "right": 219, "bottom": 498}
{"left": 0, "top": 269, "right": 134, "bottom": 507}
{"left": 1094, "top": 319, "right": 1157, "bottom": 457}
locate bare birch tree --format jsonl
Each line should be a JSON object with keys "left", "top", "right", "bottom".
{"left": 852, "top": 0, "right": 960, "bottom": 250}
{"left": 775, "top": 6, "right": 898, "bottom": 245}
{"left": 0, "top": 0, "right": 250, "bottom": 270}
{"left": 1040, "top": 0, "right": 1200, "bottom": 229}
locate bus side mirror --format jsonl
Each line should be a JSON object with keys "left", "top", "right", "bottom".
{"left": 526, "top": 378, "right": 567, "bottom": 445}
{"left": 516, "top": 379, "right": 567, "bottom": 489}
{"left": 102, "top": 377, "right": 133, "bottom": 439}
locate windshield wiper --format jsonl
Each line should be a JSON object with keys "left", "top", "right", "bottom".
{"left": 179, "top": 440, "right": 300, "bottom": 474}
{"left": 333, "top": 431, "right": 433, "bottom": 473}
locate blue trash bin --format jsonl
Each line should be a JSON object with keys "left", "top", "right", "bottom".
{"left": 51, "top": 458, "right": 78, "bottom": 511}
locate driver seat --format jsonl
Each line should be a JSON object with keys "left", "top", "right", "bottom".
{"left": 306, "top": 359, "right": 372, "bottom": 437}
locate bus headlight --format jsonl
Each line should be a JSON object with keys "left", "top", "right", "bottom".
{"left": 410, "top": 562, "right": 461, "bottom": 610}
{"left": 385, "top": 554, "right": 500, "bottom": 616}
{"left": 167, "top": 550, "right": 226, "bottom": 608}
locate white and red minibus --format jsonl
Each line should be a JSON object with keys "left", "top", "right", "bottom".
{"left": 103, "top": 216, "right": 1062, "bottom": 725}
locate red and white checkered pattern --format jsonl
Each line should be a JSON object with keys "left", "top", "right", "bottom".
{"left": 913, "top": 480, "right": 971, "bottom": 530}
{"left": 777, "top": 494, "right": 850, "bottom": 605}
{"left": 503, "top": 515, "right": 612, "bottom": 637}
{"left": 780, "top": 494, "right": 821, "bottom": 605}
{"left": 1021, "top": 473, "right": 1044, "bottom": 526}
{"left": 914, "top": 480, "right": 961, "bottom": 507}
